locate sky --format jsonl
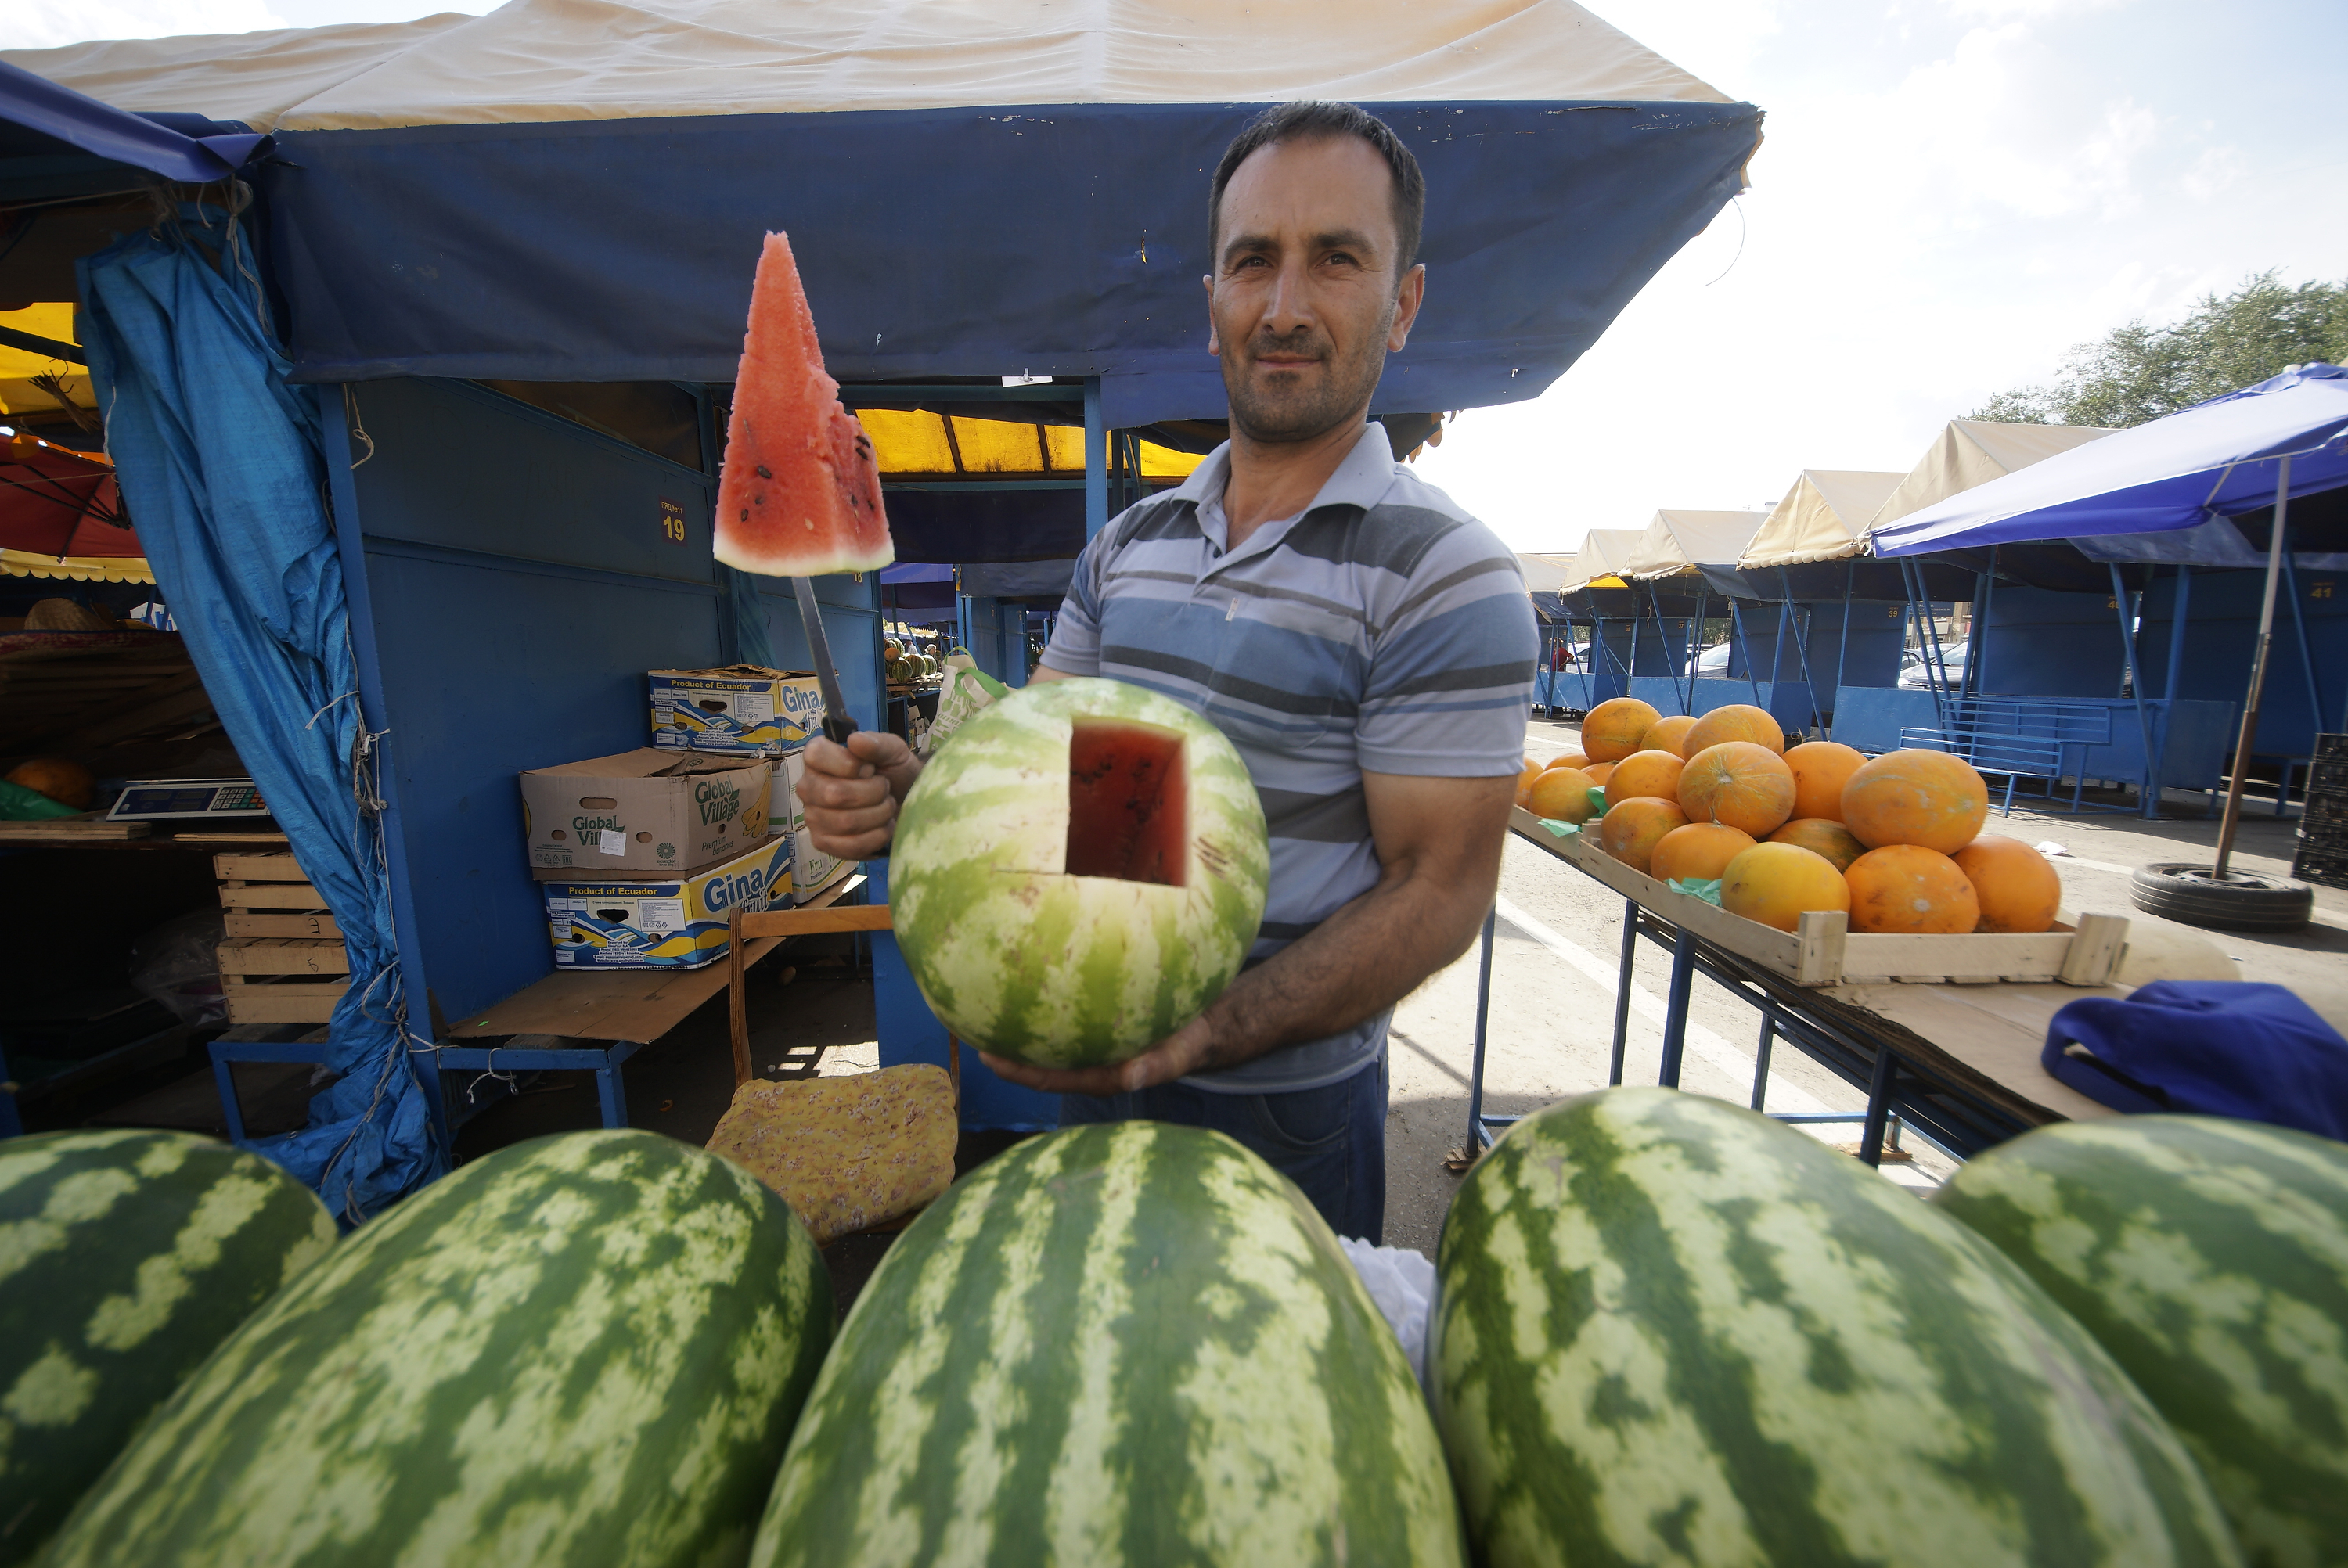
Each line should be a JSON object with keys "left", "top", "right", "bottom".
{"left": 14, "top": 0, "right": 2346, "bottom": 556}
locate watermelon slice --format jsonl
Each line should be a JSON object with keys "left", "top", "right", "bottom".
{"left": 713, "top": 232, "right": 894, "bottom": 577}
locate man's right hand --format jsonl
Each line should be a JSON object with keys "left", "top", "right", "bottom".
{"left": 797, "top": 732, "right": 923, "bottom": 858}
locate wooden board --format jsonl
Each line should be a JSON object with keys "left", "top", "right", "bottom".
{"left": 1509, "top": 807, "right": 2127, "bottom": 987}
{"left": 0, "top": 817, "right": 150, "bottom": 841}
{"left": 214, "top": 851, "right": 312, "bottom": 881}
{"left": 1798, "top": 981, "right": 2119, "bottom": 1128}
{"left": 450, "top": 874, "right": 867, "bottom": 1044}
{"left": 218, "top": 883, "right": 331, "bottom": 910}
{"left": 218, "top": 938, "right": 351, "bottom": 976}
{"left": 223, "top": 976, "right": 347, "bottom": 1024}
{"left": 224, "top": 911, "right": 344, "bottom": 940}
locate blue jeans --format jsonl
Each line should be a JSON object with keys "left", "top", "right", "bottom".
{"left": 1059, "top": 1051, "right": 1387, "bottom": 1243}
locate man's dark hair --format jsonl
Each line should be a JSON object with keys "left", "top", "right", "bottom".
{"left": 1208, "top": 101, "right": 1426, "bottom": 280}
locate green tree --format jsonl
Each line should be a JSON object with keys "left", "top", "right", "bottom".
{"left": 1970, "top": 272, "right": 2348, "bottom": 429}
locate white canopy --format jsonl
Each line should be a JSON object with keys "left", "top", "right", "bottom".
{"left": 1517, "top": 552, "right": 1579, "bottom": 594}
{"left": 1737, "top": 470, "right": 1907, "bottom": 569}
{"left": 1561, "top": 528, "right": 1647, "bottom": 592}
{"left": 5, "top": 0, "right": 1733, "bottom": 135}
{"left": 1867, "top": 419, "right": 2116, "bottom": 533}
{"left": 1621, "top": 509, "right": 1767, "bottom": 578}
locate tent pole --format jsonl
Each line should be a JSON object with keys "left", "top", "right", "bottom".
{"left": 1778, "top": 567, "right": 1822, "bottom": 737}
{"left": 1647, "top": 582, "right": 1682, "bottom": 714}
{"left": 1687, "top": 585, "right": 1708, "bottom": 713}
{"left": 1963, "top": 569, "right": 1987, "bottom": 697}
{"left": 2154, "top": 563, "right": 2191, "bottom": 811}
{"left": 1975, "top": 546, "right": 1998, "bottom": 699}
{"left": 2279, "top": 552, "right": 2323, "bottom": 754}
{"left": 1831, "top": 559, "right": 1855, "bottom": 738}
{"left": 2109, "top": 563, "right": 2158, "bottom": 820}
{"left": 1082, "top": 378, "right": 1109, "bottom": 540}
{"left": 1730, "top": 599, "right": 1763, "bottom": 705}
{"left": 1899, "top": 559, "right": 1944, "bottom": 728}
{"left": 2213, "top": 455, "right": 2291, "bottom": 879}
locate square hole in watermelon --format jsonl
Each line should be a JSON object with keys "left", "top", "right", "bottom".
{"left": 1066, "top": 718, "right": 1187, "bottom": 887}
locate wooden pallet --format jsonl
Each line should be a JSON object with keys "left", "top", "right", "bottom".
{"left": 1510, "top": 806, "right": 2128, "bottom": 987}
{"left": 216, "top": 851, "right": 348, "bottom": 1023}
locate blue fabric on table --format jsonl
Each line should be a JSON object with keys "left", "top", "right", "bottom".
{"left": 78, "top": 210, "right": 446, "bottom": 1222}
{"left": 2043, "top": 980, "right": 2348, "bottom": 1140}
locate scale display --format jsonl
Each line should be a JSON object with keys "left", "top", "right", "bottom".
{"left": 106, "top": 778, "right": 270, "bottom": 820}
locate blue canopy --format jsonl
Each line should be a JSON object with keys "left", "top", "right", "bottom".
{"left": 1874, "top": 364, "right": 2348, "bottom": 556}
{"left": 0, "top": 60, "right": 261, "bottom": 187}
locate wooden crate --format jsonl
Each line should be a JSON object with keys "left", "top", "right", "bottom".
{"left": 215, "top": 852, "right": 348, "bottom": 1022}
{"left": 1510, "top": 807, "right": 2128, "bottom": 987}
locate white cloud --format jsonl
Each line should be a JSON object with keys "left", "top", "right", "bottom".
{"left": 13, "top": 0, "right": 287, "bottom": 49}
{"left": 2181, "top": 145, "right": 2246, "bottom": 201}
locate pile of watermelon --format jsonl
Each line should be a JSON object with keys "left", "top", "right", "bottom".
{"left": 8, "top": 1099, "right": 2342, "bottom": 1567}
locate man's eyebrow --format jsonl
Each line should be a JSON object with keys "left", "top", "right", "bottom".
{"left": 1220, "top": 228, "right": 1383, "bottom": 265}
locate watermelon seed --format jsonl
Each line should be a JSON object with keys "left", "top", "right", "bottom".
{"left": 756, "top": 465, "right": 772, "bottom": 478}
{"left": 739, "top": 509, "right": 749, "bottom": 521}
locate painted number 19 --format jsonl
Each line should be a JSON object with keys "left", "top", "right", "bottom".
{"left": 659, "top": 498, "right": 687, "bottom": 545}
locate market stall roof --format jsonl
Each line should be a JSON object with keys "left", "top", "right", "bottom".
{"left": 1866, "top": 419, "right": 2113, "bottom": 534}
{"left": 1620, "top": 509, "right": 1766, "bottom": 578}
{"left": 0, "top": 430, "right": 145, "bottom": 582}
{"left": 3, "top": 0, "right": 1764, "bottom": 426}
{"left": 1517, "top": 552, "right": 1576, "bottom": 594}
{"left": 1873, "top": 365, "right": 2348, "bottom": 556}
{"left": 1736, "top": 470, "right": 1905, "bottom": 569}
{"left": 1561, "top": 528, "right": 1645, "bottom": 592}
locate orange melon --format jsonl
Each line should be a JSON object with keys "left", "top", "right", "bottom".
{"left": 1597, "top": 797, "right": 1688, "bottom": 875}
{"left": 1952, "top": 836, "right": 2062, "bottom": 933}
{"left": 1677, "top": 742, "right": 1797, "bottom": 838}
{"left": 1783, "top": 740, "right": 1866, "bottom": 822}
{"left": 1581, "top": 697, "right": 1662, "bottom": 763}
{"left": 1583, "top": 761, "right": 1615, "bottom": 786}
{"left": 1540, "top": 750, "right": 1590, "bottom": 773}
{"left": 1638, "top": 714, "right": 1698, "bottom": 757}
{"left": 1684, "top": 703, "right": 1785, "bottom": 758}
{"left": 1525, "top": 766, "right": 1601, "bottom": 825}
{"left": 1720, "top": 842, "right": 1852, "bottom": 932}
{"left": 1514, "top": 758, "right": 1543, "bottom": 807}
{"left": 5, "top": 757, "right": 95, "bottom": 810}
{"left": 1648, "top": 822, "right": 1756, "bottom": 885}
{"left": 1766, "top": 818, "right": 1868, "bottom": 873}
{"left": 1841, "top": 750, "right": 1989, "bottom": 854}
{"left": 1845, "top": 844, "right": 1981, "bottom": 934}
{"left": 1604, "top": 749, "right": 1686, "bottom": 804}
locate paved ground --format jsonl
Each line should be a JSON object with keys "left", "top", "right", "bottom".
{"left": 439, "top": 717, "right": 2344, "bottom": 1298}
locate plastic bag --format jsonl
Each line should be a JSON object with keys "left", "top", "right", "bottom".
{"left": 920, "top": 654, "right": 1009, "bottom": 758}
{"left": 128, "top": 908, "right": 229, "bottom": 1026}
{"left": 1339, "top": 1236, "right": 1439, "bottom": 1395}
{"left": 0, "top": 779, "right": 80, "bottom": 821}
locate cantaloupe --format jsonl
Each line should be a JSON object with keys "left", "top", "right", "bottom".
{"left": 1766, "top": 818, "right": 1868, "bottom": 873}
{"left": 1720, "top": 842, "right": 1851, "bottom": 932}
{"left": 1846, "top": 844, "right": 1981, "bottom": 934}
{"left": 1783, "top": 741, "right": 1866, "bottom": 822}
{"left": 1684, "top": 703, "right": 1784, "bottom": 758}
{"left": 1952, "top": 836, "right": 2062, "bottom": 933}
{"left": 1638, "top": 714, "right": 1698, "bottom": 758}
{"left": 1841, "top": 750, "right": 1989, "bottom": 854}
{"left": 1604, "top": 749, "right": 1685, "bottom": 804}
{"left": 5, "top": 757, "right": 95, "bottom": 810}
{"left": 1525, "top": 767, "right": 1601, "bottom": 825}
{"left": 1648, "top": 822, "right": 1756, "bottom": 885}
{"left": 1597, "top": 797, "right": 1687, "bottom": 875}
{"left": 1678, "top": 743, "right": 1797, "bottom": 838}
{"left": 1514, "top": 759, "right": 1544, "bottom": 807}
{"left": 1580, "top": 699, "right": 1662, "bottom": 763}
{"left": 1540, "top": 751, "right": 1590, "bottom": 773}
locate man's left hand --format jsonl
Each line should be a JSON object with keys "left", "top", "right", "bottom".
{"left": 978, "top": 1014, "right": 1218, "bottom": 1098}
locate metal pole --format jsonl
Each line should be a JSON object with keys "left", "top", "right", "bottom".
{"left": 1648, "top": 581, "right": 1685, "bottom": 714}
{"left": 1778, "top": 566, "right": 1823, "bottom": 737}
{"left": 1730, "top": 599, "right": 1763, "bottom": 704}
{"left": 2152, "top": 563, "right": 2191, "bottom": 814}
{"left": 1857, "top": 1038, "right": 1898, "bottom": 1167}
{"left": 2214, "top": 455, "right": 2291, "bottom": 879}
{"left": 1751, "top": 998, "right": 1777, "bottom": 1112}
{"left": 1831, "top": 559, "right": 1855, "bottom": 737}
{"left": 1657, "top": 929, "right": 1697, "bottom": 1089}
{"left": 2281, "top": 552, "right": 2323, "bottom": 759}
{"left": 1082, "top": 378, "right": 1109, "bottom": 540}
{"left": 1466, "top": 905, "right": 1496, "bottom": 1151}
{"left": 1687, "top": 586, "right": 1709, "bottom": 707}
{"left": 2109, "top": 563, "right": 2158, "bottom": 819}
{"left": 1975, "top": 545, "right": 1999, "bottom": 699}
{"left": 1608, "top": 901, "right": 1636, "bottom": 1086}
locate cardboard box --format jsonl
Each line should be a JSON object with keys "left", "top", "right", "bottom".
{"left": 542, "top": 835, "right": 790, "bottom": 969}
{"left": 519, "top": 748, "right": 771, "bottom": 876}
{"left": 780, "top": 751, "right": 851, "bottom": 904}
{"left": 650, "top": 666, "right": 826, "bottom": 756}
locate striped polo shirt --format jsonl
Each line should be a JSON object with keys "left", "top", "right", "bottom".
{"left": 1043, "top": 423, "right": 1538, "bottom": 1093}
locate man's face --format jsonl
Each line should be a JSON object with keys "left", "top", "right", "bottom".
{"left": 1207, "top": 135, "right": 1425, "bottom": 444}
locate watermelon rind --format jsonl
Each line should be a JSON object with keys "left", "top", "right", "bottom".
{"left": 890, "top": 677, "right": 1270, "bottom": 1067}
{"left": 1431, "top": 1088, "right": 2243, "bottom": 1567}
{"left": 0, "top": 1130, "right": 336, "bottom": 1566}
{"left": 1932, "top": 1114, "right": 2348, "bottom": 1568}
{"left": 40, "top": 1130, "right": 833, "bottom": 1568}
{"left": 751, "top": 1122, "right": 1463, "bottom": 1567}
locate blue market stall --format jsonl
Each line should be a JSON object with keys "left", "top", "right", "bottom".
{"left": 4, "top": 4, "right": 1763, "bottom": 1196}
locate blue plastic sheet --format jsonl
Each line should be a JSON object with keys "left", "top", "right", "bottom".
{"left": 79, "top": 211, "right": 445, "bottom": 1224}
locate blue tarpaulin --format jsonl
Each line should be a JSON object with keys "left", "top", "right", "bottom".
{"left": 1874, "top": 364, "right": 2348, "bottom": 555}
{"left": 78, "top": 210, "right": 444, "bottom": 1222}
{"left": 0, "top": 59, "right": 261, "bottom": 186}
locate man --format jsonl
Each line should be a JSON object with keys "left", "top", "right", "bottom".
{"left": 798, "top": 102, "right": 1536, "bottom": 1242}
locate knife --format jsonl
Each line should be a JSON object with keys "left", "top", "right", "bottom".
{"left": 790, "top": 575, "right": 859, "bottom": 745}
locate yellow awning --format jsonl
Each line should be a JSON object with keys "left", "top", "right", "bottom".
{"left": 855, "top": 408, "right": 1202, "bottom": 480}
{"left": 0, "top": 304, "right": 93, "bottom": 418}
{"left": 2, "top": 548, "right": 153, "bottom": 584}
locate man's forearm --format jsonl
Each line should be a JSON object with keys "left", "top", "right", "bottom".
{"left": 1179, "top": 859, "right": 1493, "bottom": 1076}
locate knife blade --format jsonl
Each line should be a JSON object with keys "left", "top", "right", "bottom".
{"left": 790, "top": 575, "right": 858, "bottom": 745}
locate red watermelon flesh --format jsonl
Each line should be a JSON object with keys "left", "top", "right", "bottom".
{"left": 713, "top": 231, "right": 894, "bottom": 577}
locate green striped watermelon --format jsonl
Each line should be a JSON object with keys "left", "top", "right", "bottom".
{"left": 750, "top": 1122, "right": 1463, "bottom": 1567}
{"left": 1431, "top": 1088, "right": 2242, "bottom": 1567}
{"left": 891, "top": 677, "right": 1269, "bottom": 1068}
{"left": 41, "top": 1130, "right": 832, "bottom": 1568}
{"left": 0, "top": 1130, "right": 335, "bottom": 1566}
{"left": 1932, "top": 1115, "right": 2348, "bottom": 1568}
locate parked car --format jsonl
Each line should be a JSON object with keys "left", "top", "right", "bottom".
{"left": 1693, "top": 642, "right": 1731, "bottom": 677}
{"left": 1897, "top": 642, "right": 1968, "bottom": 689}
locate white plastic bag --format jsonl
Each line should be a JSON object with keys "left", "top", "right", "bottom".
{"left": 1339, "top": 1236, "right": 1438, "bottom": 1395}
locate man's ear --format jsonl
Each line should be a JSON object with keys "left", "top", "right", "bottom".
{"left": 1204, "top": 273, "right": 1219, "bottom": 356}
{"left": 1387, "top": 264, "right": 1427, "bottom": 353}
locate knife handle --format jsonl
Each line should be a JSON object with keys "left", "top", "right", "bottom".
{"left": 822, "top": 712, "right": 858, "bottom": 744}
